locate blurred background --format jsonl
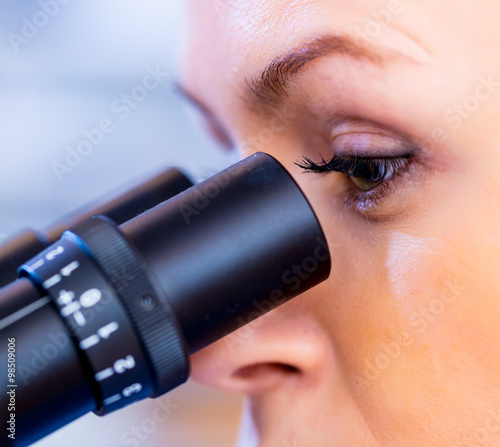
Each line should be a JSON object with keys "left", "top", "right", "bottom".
{"left": 0, "top": 1, "right": 243, "bottom": 446}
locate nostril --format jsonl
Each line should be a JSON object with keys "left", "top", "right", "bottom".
{"left": 275, "top": 363, "right": 300, "bottom": 374}
{"left": 233, "top": 362, "right": 301, "bottom": 381}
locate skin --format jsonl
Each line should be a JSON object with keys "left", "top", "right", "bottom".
{"left": 179, "top": 1, "right": 500, "bottom": 446}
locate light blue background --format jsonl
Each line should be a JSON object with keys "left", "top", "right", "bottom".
{"left": 0, "top": 1, "right": 242, "bottom": 446}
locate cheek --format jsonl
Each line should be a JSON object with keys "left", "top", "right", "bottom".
{"left": 314, "top": 230, "right": 447, "bottom": 438}
{"left": 326, "top": 221, "right": 500, "bottom": 443}
{"left": 295, "top": 164, "right": 500, "bottom": 441}
{"left": 385, "top": 232, "right": 435, "bottom": 312}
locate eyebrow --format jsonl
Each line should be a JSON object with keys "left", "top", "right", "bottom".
{"left": 245, "top": 34, "right": 395, "bottom": 112}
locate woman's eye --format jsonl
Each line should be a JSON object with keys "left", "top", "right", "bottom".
{"left": 295, "top": 152, "right": 416, "bottom": 213}
{"left": 295, "top": 155, "right": 412, "bottom": 192}
{"left": 295, "top": 125, "right": 421, "bottom": 211}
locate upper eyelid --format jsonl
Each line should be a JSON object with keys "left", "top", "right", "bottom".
{"left": 331, "top": 129, "right": 396, "bottom": 144}
{"left": 327, "top": 116, "right": 423, "bottom": 154}
{"left": 329, "top": 133, "right": 421, "bottom": 159}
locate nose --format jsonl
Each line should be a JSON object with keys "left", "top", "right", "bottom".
{"left": 189, "top": 292, "right": 332, "bottom": 396}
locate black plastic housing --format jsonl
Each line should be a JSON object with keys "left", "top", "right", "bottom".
{"left": 122, "top": 152, "right": 331, "bottom": 353}
{"left": 0, "top": 152, "right": 331, "bottom": 446}
{"left": 0, "top": 168, "right": 192, "bottom": 288}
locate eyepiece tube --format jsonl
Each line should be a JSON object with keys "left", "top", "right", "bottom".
{"left": 121, "top": 152, "right": 331, "bottom": 353}
{"left": 0, "top": 152, "right": 330, "bottom": 446}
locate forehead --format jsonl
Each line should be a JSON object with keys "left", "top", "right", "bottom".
{"left": 181, "top": 0, "right": 366, "bottom": 116}
{"left": 181, "top": 0, "right": 427, "bottom": 109}
{"left": 183, "top": 0, "right": 317, "bottom": 75}
{"left": 182, "top": 0, "right": 416, "bottom": 56}
{"left": 184, "top": 0, "right": 358, "bottom": 62}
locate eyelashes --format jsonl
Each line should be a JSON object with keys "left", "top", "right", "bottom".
{"left": 295, "top": 154, "right": 414, "bottom": 211}
{"left": 295, "top": 155, "right": 411, "bottom": 182}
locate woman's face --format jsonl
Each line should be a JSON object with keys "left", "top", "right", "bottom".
{"left": 180, "top": 1, "right": 500, "bottom": 445}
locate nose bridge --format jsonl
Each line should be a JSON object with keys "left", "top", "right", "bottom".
{"left": 189, "top": 290, "right": 334, "bottom": 396}
{"left": 225, "top": 297, "right": 325, "bottom": 353}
